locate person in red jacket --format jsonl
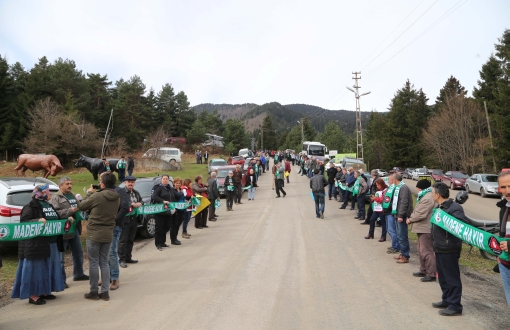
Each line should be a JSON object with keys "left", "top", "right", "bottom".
{"left": 284, "top": 160, "right": 291, "bottom": 184}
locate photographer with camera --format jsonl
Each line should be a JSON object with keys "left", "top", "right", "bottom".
{"left": 79, "top": 172, "right": 120, "bottom": 301}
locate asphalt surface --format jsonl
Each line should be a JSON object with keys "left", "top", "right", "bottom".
{"left": 1, "top": 171, "right": 508, "bottom": 329}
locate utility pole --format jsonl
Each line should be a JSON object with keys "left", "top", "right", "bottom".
{"left": 261, "top": 128, "right": 263, "bottom": 150}
{"left": 484, "top": 101, "right": 497, "bottom": 173}
{"left": 301, "top": 119, "right": 304, "bottom": 143}
{"left": 346, "top": 72, "right": 371, "bottom": 162}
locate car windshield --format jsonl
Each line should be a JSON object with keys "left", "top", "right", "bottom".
{"left": 218, "top": 170, "right": 229, "bottom": 178}
{"left": 308, "top": 145, "right": 325, "bottom": 156}
{"left": 7, "top": 190, "right": 58, "bottom": 207}
{"left": 134, "top": 181, "right": 157, "bottom": 198}
{"left": 416, "top": 169, "right": 426, "bottom": 174}
{"left": 482, "top": 175, "right": 498, "bottom": 182}
{"left": 452, "top": 172, "right": 468, "bottom": 179}
{"left": 432, "top": 170, "right": 444, "bottom": 175}
{"left": 212, "top": 160, "right": 227, "bottom": 166}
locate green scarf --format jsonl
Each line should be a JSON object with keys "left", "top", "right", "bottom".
{"left": 416, "top": 187, "right": 432, "bottom": 203}
{"left": 382, "top": 184, "right": 396, "bottom": 209}
{"left": 391, "top": 181, "right": 405, "bottom": 215}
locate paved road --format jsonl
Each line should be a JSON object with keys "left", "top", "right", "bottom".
{"left": 1, "top": 171, "right": 508, "bottom": 329}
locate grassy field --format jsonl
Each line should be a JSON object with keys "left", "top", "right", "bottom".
{"left": 0, "top": 156, "right": 213, "bottom": 292}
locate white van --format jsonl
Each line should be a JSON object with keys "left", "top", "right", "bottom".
{"left": 142, "top": 147, "right": 182, "bottom": 164}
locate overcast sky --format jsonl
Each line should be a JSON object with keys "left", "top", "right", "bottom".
{"left": 1, "top": 0, "right": 509, "bottom": 112}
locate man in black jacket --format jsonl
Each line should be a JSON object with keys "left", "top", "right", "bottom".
{"left": 127, "top": 156, "right": 135, "bottom": 176}
{"left": 310, "top": 169, "right": 328, "bottom": 219}
{"left": 430, "top": 182, "right": 467, "bottom": 316}
{"left": 208, "top": 172, "right": 219, "bottom": 221}
{"left": 118, "top": 176, "right": 141, "bottom": 273}
{"left": 326, "top": 162, "right": 337, "bottom": 201}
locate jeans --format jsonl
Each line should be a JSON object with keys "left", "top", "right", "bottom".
{"left": 386, "top": 214, "right": 401, "bottom": 250}
{"left": 109, "top": 226, "right": 122, "bottom": 281}
{"left": 396, "top": 217, "right": 410, "bottom": 258}
{"left": 314, "top": 193, "right": 325, "bottom": 217}
{"left": 369, "top": 211, "right": 386, "bottom": 238}
{"left": 499, "top": 262, "right": 510, "bottom": 306}
{"left": 61, "top": 230, "right": 85, "bottom": 282}
{"left": 248, "top": 187, "right": 256, "bottom": 200}
{"left": 327, "top": 183, "right": 335, "bottom": 199}
{"left": 356, "top": 194, "right": 366, "bottom": 218}
{"left": 342, "top": 191, "right": 352, "bottom": 208}
{"left": 87, "top": 239, "right": 111, "bottom": 293}
{"left": 436, "top": 252, "right": 462, "bottom": 312}
{"left": 182, "top": 211, "right": 191, "bottom": 233}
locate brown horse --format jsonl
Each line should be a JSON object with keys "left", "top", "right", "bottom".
{"left": 14, "top": 154, "right": 63, "bottom": 178}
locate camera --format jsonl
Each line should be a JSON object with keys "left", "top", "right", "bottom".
{"left": 92, "top": 184, "right": 101, "bottom": 190}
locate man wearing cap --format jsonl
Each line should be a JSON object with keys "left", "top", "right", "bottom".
{"left": 118, "top": 176, "right": 142, "bottom": 270}
{"left": 117, "top": 156, "right": 127, "bottom": 182}
{"left": 407, "top": 179, "right": 437, "bottom": 282}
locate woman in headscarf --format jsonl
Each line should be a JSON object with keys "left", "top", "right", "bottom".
{"left": 224, "top": 170, "right": 235, "bottom": 211}
{"left": 11, "top": 184, "right": 67, "bottom": 305}
{"left": 192, "top": 175, "right": 209, "bottom": 229}
{"left": 151, "top": 175, "right": 175, "bottom": 251}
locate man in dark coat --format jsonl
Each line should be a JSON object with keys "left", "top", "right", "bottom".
{"left": 127, "top": 157, "right": 135, "bottom": 176}
{"left": 207, "top": 172, "right": 220, "bottom": 221}
{"left": 118, "top": 176, "right": 142, "bottom": 271}
{"left": 326, "top": 162, "right": 337, "bottom": 201}
{"left": 394, "top": 173, "right": 413, "bottom": 264}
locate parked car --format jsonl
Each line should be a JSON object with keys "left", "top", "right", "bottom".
{"left": 373, "top": 169, "right": 389, "bottom": 177}
{"left": 118, "top": 177, "right": 161, "bottom": 238}
{"left": 411, "top": 168, "right": 427, "bottom": 181}
{"left": 389, "top": 167, "right": 404, "bottom": 175}
{"left": 142, "top": 147, "right": 182, "bottom": 164}
{"left": 216, "top": 166, "right": 247, "bottom": 197}
{"left": 228, "top": 156, "right": 245, "bottom": 166}
{"left": 239, "top": 148, "right": 252, "bottom": 159}
{"left": 404, "top": 168, "right": 413, "bottom": 179}
{"left": 208, "top": 158, "right": 228, "bottom": 173}
{"left": 427, "top": 169, "right": 444, "bottom": 183}
{"left": 0, "top": 177, "right": 59, "bottom": 245}
{"left": 465, "top": 174, "right": 500, "bottom": 198}
{"left": 442, "top": 171, "right": 469, "bottom": 190}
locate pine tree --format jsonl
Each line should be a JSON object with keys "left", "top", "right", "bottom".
{"left": 435, "top": 76, "right": 467, "bottom": 110}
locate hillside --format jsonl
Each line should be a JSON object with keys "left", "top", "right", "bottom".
{"left": 191, "top": 102, "right": 371, "bottom": 134}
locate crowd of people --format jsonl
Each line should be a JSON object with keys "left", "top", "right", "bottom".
{"left": 5, "top": 149, "right": 510, "bottom": 315}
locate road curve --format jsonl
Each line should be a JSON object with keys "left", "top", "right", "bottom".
{"left": 1, "top": 171, "right": 508, "bottom": 329}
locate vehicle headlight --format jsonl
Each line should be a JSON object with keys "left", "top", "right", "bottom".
{"left": 454, "top": 180, "right": 460, "bottom": 184}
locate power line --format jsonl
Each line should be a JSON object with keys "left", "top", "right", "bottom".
{"left": 359, "top": 0, "right": 440, "bottom": 72}
{"left": 364, "top": 0, "right": 467, "bottom": 78}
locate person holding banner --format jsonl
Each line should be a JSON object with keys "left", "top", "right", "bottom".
{"left": 180, "top": 179, "right": 194, "bottom": 238}
{"left": 497, "top": 171, "right": 510, "bottom": 306}
{"left": 340, "top": 168, "right": 355, "bottom": 210}
{"left": 192, "top": 175, "right": 209, "bottom": 228}
{"left": 406, "top": 179, "right": 437, "bottom": 282}
{"left": 50, "top": 176, "right": 89, "bottom": 289}
{"left": 118, "top": 176, "right": 142, "bottom": 269}
{"left": 12, "top": 184, "right": 66, "bottom": 305}
{"left": 366, "top": 178, "right": 387, "bottom": 240}
{"left": 169, "top": 178, "right": 185, "bottom": 244}
{"left": 430, "top": 182, "right": 467, "bottom": 316}
{"left": 152, "top": 175, "right": 176, "bottom": 250}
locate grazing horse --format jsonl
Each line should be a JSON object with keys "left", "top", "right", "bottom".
{"left": 14, "top": 154, "right": 63, "bottom": 178}
{"left": 74, "top": 155, "right": 119, "bottom": 180}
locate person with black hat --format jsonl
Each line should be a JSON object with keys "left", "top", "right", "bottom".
{"left": 118, "top": 175, "right": 142, "bottom": 269}
{"left": 407, "top": 179, "right": 437, "bottom": 282}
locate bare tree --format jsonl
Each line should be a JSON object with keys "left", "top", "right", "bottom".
{"left": 423, "top": 95, "right": 490, "bottom": 174}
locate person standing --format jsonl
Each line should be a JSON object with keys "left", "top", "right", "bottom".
{"left": 335, "top": 167, "right": 347, "bottom": 203}
{"left": 383, "top": 175, "right": 401, "bottom": 254}
{"left": 169, "top": 178, "right": 184, "bottom": 245}
{"left": 207, "top": 172, "right": 219, "bottom": 221}
{"left": 310, "top": 169, "right": 328, "bottom": 218}
{"left": 224, "top": 171, "right": 235, "bottom": 211}
{"left": 363, "top": 170, "right": 380, "bottom": 225}
{"left": 275, "top": 162, "right": 287, "bottom": 198}
{"left": 392, "top": 173, "right": 413, "bottom": 264}
{"left": 407, "top": 179, "right": 436, "bottom": 282}
{"left": 430, "top": 182, "right": 467, "bottom": 316}
{"left": 204, "top": 150, "right": 209, "bottom": 164}
{"left": 80, "top": 172, "right": 120, "bottom": 301}
{"left": 192, "top": 175, "right": 209, "bottom": 228}
{"left": 181, "top": 179, "right": 194, "bottom": 238}
{"left": 118, "top": 176, "right": 142, "bottom": 269}
{"left": 341, "top": 168, "right": 355, "bottom": 210}
{"left": 12, "top": 184, "right": 66, "bottom": 305}
{"left": 497, "top": 171, "right": 510, "bottom": 306}
{"left": 127, "top": 156, "right": 135, "bottom": 176}
{"left": 233, "top": 165, "right": 243, "bottom": 205}
{"left": 50, "top": 177, "right": 89, "bottom": 289}
{"left": 366, "top": 178, "right": 387, "bottom": 240}
{"left": 285, "top": 160, "right": 291, "bottom": 184}
{"left": 117, "top": 156, "right": 127, "bottom": 182}
{"left": 152, "top": 175, "right": 175, "bottom": 250}
{"left": 353, "top": 171, "right": 368, "bottom": 221}
{"left": 326, "top": 163, "right": 337, "bottom": 201}
{"left": 246, "top": 168, "right": 257, "bottom": 201}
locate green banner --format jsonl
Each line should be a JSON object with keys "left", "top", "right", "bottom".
{"left": 430, "top": 208, "right": 509, "bottom": 261}
{"left": 0, "top": 219, "right": 76, "bottom": 242}
{"left": 127, "top": 197, "right": 201, "bottom": 217}
{"left": 337, "top": 182, "right": 353, "bottom": 192}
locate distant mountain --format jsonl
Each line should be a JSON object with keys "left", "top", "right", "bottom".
{"left": 191, "top": 102, "right": 371, "bottom": 134}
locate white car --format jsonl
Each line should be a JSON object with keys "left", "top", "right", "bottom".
{"left": 0, "top": 177, "right": 59, "bottom": 244}
{"left": 373, "top": 169, "right": 389, "bottom": 177}
{"left": 142, "top": 147, "right": 182, "bottom": 165}
{"left": 411, "top": 168, "right": 427, "bottom": 181}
